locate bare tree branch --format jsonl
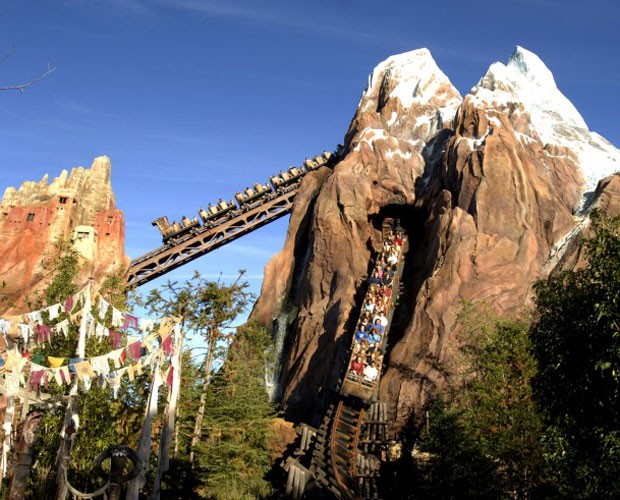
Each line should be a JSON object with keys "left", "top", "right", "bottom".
{"left": 0, "top": 43, "right": 15, "bottom": 66}
{"left": 0, "top": 64, "right": 56, "bottom": 93}
{"left": 0, "top": 44, "right": 56, "bottom": 93}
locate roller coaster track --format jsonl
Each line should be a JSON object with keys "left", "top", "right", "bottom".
{"left": 299, "top": 399, "right": 386, "bottom": 499}
{"left": 303, "top": 399, "right": 363, "bottom": 499}
{"left": 126, "top": 153, "right": 337, "bottom": 288}
{"left": 126, "top": 189, "right": 296, "bottom": 287}
{"left": 283, "top": 223, "right": 407, "bottom": 499}
{"left": 329, "top": 400, "right": 365, "bottom": 499}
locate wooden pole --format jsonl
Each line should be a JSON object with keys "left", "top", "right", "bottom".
{"left": 7, "top": 410, "right": 42, "bottom": 500}
{"left": 106, "top": 453, "right": 127, "bottom": 500}
{"left": 54, "top": 283, "right": 90, "bottom": 500}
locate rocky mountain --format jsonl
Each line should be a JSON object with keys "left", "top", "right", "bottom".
{"left": 0, "top": 156, "right": 129, "bottom": 315}
{"left": 253, "top": 46, "right": 620, "bottom": 431}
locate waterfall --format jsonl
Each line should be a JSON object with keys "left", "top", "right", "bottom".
{"left": 265, "top": 310, "right": 289, "bottom": 402}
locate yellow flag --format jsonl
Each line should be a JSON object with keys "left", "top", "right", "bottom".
{"left": 74, "top": 361, "right": 96, "bottom": 381}
{"left": 158, "top": 316, "right": 181, "bottom": 340}
{"left": 48, "top": 356, "right": 66, "bottom": 368}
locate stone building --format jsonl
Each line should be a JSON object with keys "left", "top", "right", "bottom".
{"left": 0, "top": 156, "right": 129, "bottom": 314}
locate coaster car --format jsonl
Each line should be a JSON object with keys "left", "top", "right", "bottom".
{"left": 152, "top": 215, "right": 199, "bottom": 243}
{"left": 198, "top": 198, "right": 236, "bottom": 225}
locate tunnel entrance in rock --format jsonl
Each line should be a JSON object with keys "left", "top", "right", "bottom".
{"left": 369, "top": 203, "right": 419, "bottom": 234}
{"left": 369, "top": 203, "right": 431, "bottom": 364}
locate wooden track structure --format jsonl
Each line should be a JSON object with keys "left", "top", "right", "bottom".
{"left": 284, "top": 400, "right": 388, "bottom": 499}
{"left": 283, "top": 224, "right": 407, "bottom": 499}
{"left": 126, "top": 153, "right": 337, "bottom": 287}
{"left": 327, "top": 399, "right": 365, "bottom": 498}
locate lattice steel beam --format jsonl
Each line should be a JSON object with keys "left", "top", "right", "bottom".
{"left": 126, "top": 189, "right": 297, "bottom": 287}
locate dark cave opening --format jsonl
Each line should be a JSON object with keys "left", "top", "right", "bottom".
{"left": 369, "top": 202, "right": 429, "bottom": 356}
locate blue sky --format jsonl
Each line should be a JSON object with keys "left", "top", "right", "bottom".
{"left": 0, "top": 0, "right": 618, "bottom": 304}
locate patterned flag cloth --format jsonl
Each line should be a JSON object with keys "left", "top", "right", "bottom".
{"left": 128, "top": 340, "right": 142, "bottom": 361}
{"left": 74, "top": 361, "right": 96, "bottom": 381}
{"left": 124, "top": 314, "right": 139, "bottom": 330}
{"left": 54, "top": 319, "right": 70, "bottom": 337}
{"left": 29, "top": 369, "right": 46, "bottom": 391}
{"left": 108, "top": 348, "right": 126, "bottom": 369}
{"left": 139, "top": 318, "right": 155, "bottom": 332}
{"left": 153, "top": 324, "right": 183, "bottom": 499}
{"left": 48, "top": 303, "right": 62, "bottom": 320}
{"left": 0, "top": 396, "right": 15, "bottom": 483}
{"left": 162, "top": 335, "right": 173, "bottom": 357}
{"left": 35, "top": 324, "right": 51, "bottom": 343}
{"left": 126, "top": 360, "right": 162, "bottom": 499}
{"left": 109, "top": 330, "right": 122, "bottom": 349}
{"left": 98, "top": 297, "right": 109, "bottom": 319}
{"left": 111, "top": 308, "right": 124, "bottom": 328}
{"left": 48, "top": 356, "right": 65, "bottom": 368}
{"left": 90, "top": 356, "right": 111, "bottom": 376}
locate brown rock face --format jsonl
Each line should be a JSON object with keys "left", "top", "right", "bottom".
{"left": 253, "top": 47, "right": 620, "bottom": 431}
{"left": 255, "top": 49, "right": 462, "bottom": 414}
{"left": 546, "top": 173, "right": 620, "bottom": 274}
{"left": 382, "top": 93, "right": 582, "bottom": 429}
{"left": 0, "top": 156, "right": 129, "bottom": 314}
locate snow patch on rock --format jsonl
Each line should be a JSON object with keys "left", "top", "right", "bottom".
{"left": 362, "top": 48, "right": 462, "bottom": 116}
{"left": 353, "top": 128, "right": 389, "bottom": 151}
{"left": 473, "top": 46, "right": 620, "bottom": 195}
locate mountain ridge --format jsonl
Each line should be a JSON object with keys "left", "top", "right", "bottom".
{"left": 253, "top": 46, "right": 620, "bottom": 430}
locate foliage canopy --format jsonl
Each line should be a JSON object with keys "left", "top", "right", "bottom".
{"left": 531, "top": 212, "right": 620, "bottom": 498}
{"left": 413, "top": 305, "right": 555, "bottom": 499}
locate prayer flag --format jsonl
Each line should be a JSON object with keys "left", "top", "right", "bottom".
{"left": 48, "top": 356, "right": 65, "bottom": 368}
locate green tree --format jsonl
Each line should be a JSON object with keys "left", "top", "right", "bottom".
{"left": 413, "top": 397, "right": 500, "bottom": 500}
{"left": 531, "top": 212, "right": 620, "bottom": 498}
{"left": 42, "top": 238, "right": 81, "bottom": 305}
{"left": 146, "top": 271, "right": 252, "bottom": 464}
{"left": 144, "top": 270, "right": 254, "bottom": 495}
{"left": 195, "top": 321, "right": 275, "bottom": 500}
{"left": 415, "top": 305, "right": 555, "bottom": 498}
{"left": 20, "top": 242, "right": 147, "bottom": 498}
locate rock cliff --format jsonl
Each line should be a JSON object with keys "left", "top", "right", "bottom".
{"left": 0, "top": 156, "right": 129, "bottom": 315}
{"left": 253, "top": 47, "right": 620, "bottom": 430}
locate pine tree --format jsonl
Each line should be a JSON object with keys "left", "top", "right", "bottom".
{"left": 195, "top": 321, "right": 275, "bottom": 500}
{"left": 145, "top": 271, "right": 253, "bottom": 467}
{"left": 143, "top": 271, "right": 255, "bottom": 497}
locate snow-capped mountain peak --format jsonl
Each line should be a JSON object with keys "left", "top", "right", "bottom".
{"left": 475, "top": 46, "right": 587, "bottom": 133}
{"left": 351, "top": 46, "right": 618, "bottom": 200}
{"left": 362, "top": 48, "right": 461, "bottom": 112}
{"left": 472, "top": 46, "right": 618, "bottom": 196}
{"left": 507, "top": 45, "right": 558, "bottom": 89}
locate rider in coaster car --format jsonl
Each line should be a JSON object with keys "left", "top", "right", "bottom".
{"left": 350, "top": 356, "right": 364, "bottom": 376}
{"left": 363, "top": 361, "right": 379, "bottom": 382}
{"left": 371, "top": 318, "right": 384, "bottom": 335}
{"left": 355, "top": 325, "right": 368, "bottom": 342}
{"left": 367, "top": 328, "right": 382, "bottom": 347}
